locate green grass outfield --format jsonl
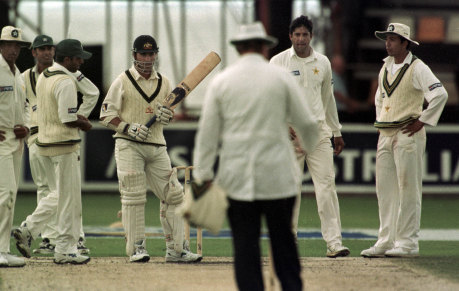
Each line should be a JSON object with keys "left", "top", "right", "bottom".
{"left": 10, "top": 192, "right": 459, "bottom": 282}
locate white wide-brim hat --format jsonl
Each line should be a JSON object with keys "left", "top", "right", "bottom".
{"left": 0, "top": 26, "right": 31, "bottom": 47}
{"left": 230, "top": 21, "right": 278, "bottom": 48}
{"left": 375, "top": 23, "right": 419, "bottom": 45}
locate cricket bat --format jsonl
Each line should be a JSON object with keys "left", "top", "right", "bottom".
{"left": 145, "top": 51, "right": 221, "bottom": 128}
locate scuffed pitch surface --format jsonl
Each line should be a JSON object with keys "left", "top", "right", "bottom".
{"left": 1, "top": 257, "right": 458, "bottom": 291}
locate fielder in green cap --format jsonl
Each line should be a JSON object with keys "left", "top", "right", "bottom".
{"left": 56, "top": 39, "right": 92, "bottom": 61}
{"left": 11, "top": 38, "right": 95, "bottom": 265}
{"left": 12, "top": 34, "right": 98, "bottom": 259}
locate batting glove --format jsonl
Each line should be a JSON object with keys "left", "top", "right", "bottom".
{"left": 127, "top": 123, "right": 149, "bottom": 141}
{"left": 155, "top": 105, "right": 174, "bottom": 125}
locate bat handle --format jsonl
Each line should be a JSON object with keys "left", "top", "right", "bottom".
{"left": 145, "top": 115, "right": 157, "bottom": 128}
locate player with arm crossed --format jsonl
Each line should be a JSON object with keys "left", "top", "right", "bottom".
{"left": 100, "top": 35, "right": 201, "bottom": 263}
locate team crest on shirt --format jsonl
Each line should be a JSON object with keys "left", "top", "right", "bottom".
{"left": 145, "top": 106, "right": 154, "bottom": 114}
{"left": 313, "top": 67, "right": 319, "bottom": 75}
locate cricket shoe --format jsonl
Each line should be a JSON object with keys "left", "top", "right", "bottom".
{"left": 77, "top": 237, "right": 90, "bottom": 255}
{"left": 326, "top": 244, "right": 350, "bottom": 258}
{"left": 130, "top": 246, "right": 150, "bottom": 263}
{"left": 12, "top": 224, "right": 33, "bottom": 258}
{"left": 385, "top": 247, "right": 419, "bottom": 258}
{"left": 360, "top": 246, "right": 390, "bottom": 258}
{"left": 54, "top": 253, "right": 90, "bottom": 265}
{"left": 165, "top": 249, "right": 202, "bottom": 263}
{"left": 33, "top": 238, "right": 55, "bottom": 254}
{"left": 0, "top": 253, "right": 26, "bottom": 267}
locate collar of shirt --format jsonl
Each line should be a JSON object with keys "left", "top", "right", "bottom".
{"left": 237, "top": 52, "right": 267, "bottom": 64}
{"left": 383, "top": 51, "right": 413, "bottom": 67}
{"left": 52, "top": 62, "right": 73, "bottom": 75}
{"left": 288, "top": 46, "right": 317, "bottom": 63}
{"left": 129, "top": 65, "right": 159, "bottom": 81}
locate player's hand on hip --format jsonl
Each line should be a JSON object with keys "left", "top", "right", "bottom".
{"left": 401, "top": 119, "right": 424, "bottom": 137}
{"left": 77, "top": 115, "right": 92, "bottom": 132}
{"left": 333, "top": 136, "right": 345, "bottom": 156}
{"left": 155, "top": 105, "right": 174, "bottom": 125}
{"left": 127, "top": 123, "right": 149, "bottom": 141}
{"left": 14, "top": 125, "right": 29, "bottom": 139}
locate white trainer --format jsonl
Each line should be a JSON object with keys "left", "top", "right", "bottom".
{"left": 360, "top": 246, "right": 390, "bottom": 258}
{"left": 385, "top": 247, "right": 419, "bottom": 257}
{"left": 130, "top": 246, "right": 150, "bottom": 263}
{"left": 54, "top": 253, "right": 90, "bottom": 265}
{"left": 165, "top": 249, "right": 203, "bottom": 263}
{"left": 0, "top": 253, "right": 26, "bottom": 267}
{"left": 12, "top": 225, "right": 33, "bottom": 258}
{"left": 327, "top": 244, "right": 350, "bottom": 258}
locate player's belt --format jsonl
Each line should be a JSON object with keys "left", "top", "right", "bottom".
{"left": 374, "top": 117, "right": 417, "bottom": 129}
{"left": 114, "top": 136, "right": 165, "bottom": 146}
{"left": 35, "top": 139, "right": 81, "bottom": 147}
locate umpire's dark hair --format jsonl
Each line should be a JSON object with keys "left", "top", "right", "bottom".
{"left": 289, "top": 15, "right": 313, "bottom": 35}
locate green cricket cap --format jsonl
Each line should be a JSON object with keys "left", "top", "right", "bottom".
{"left": 31, "top": 34, "right": 54, "bottom": 49}
{"left": 55, "top": 39, "right": 92, "bottom": 59}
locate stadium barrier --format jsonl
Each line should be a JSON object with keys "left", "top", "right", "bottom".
{"left": 18, "top": 123, "right": 459, "bottom": 194}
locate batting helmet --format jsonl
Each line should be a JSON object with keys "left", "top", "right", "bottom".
{"left": 132, "top": 35, "right": 159, "bottom": 53}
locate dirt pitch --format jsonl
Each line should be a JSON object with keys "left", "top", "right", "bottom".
{"left": 1, "top": 256, "right": 458, "bottom": 291}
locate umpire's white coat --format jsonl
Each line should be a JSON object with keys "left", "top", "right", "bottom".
{"left": 193, "top": 53, "right": 319, "bottom": 201}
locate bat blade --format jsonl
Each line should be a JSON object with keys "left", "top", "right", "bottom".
{"left": 146, "top": 51, "right": 221, "bottom": 128}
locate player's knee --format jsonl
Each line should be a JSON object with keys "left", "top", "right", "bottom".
{"left": 164, "top": 168, "right": 184, "bottom": 205}
{"left": 118, "top": 171, "right": 147, "bottom": 205}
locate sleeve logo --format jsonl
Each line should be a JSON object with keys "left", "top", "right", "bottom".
{"left": 428, "top": 83, "right": 442, "bottom": 91}
{"left": 291, "top": 70, "right": 300, "bottom": 76}
{"left": 68, "top": 108, "right": 78, "bottom": 113}
{"left": 0, "top": 86, "right": 14, "bottom": 92}
{"left": 77, "top": 74, "right": 85, "bottom": 82}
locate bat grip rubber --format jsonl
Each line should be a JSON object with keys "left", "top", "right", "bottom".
{"left": 145, "top": 115, "right": 157, "bottom": 128}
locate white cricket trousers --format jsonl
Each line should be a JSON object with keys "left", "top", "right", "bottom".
{"left": 0, "top": 137, "right": 23, "bottom": 253}
{"left": 292, "top": 136, "right": 343, "bottom": 247}
{"left": 41, "top": 151, "right": 82, "bottom": 254}
{"left": 28, "top": 142, "right": 58, "bottom": 240}
{"left": 115, "top": 139, "right": 183, "bottom": 255}
{"left": 25, "top": 143, "right": 85, "bottom": 242}
{"left": 374, "top": 128, "right": 426, "bottom": 251}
